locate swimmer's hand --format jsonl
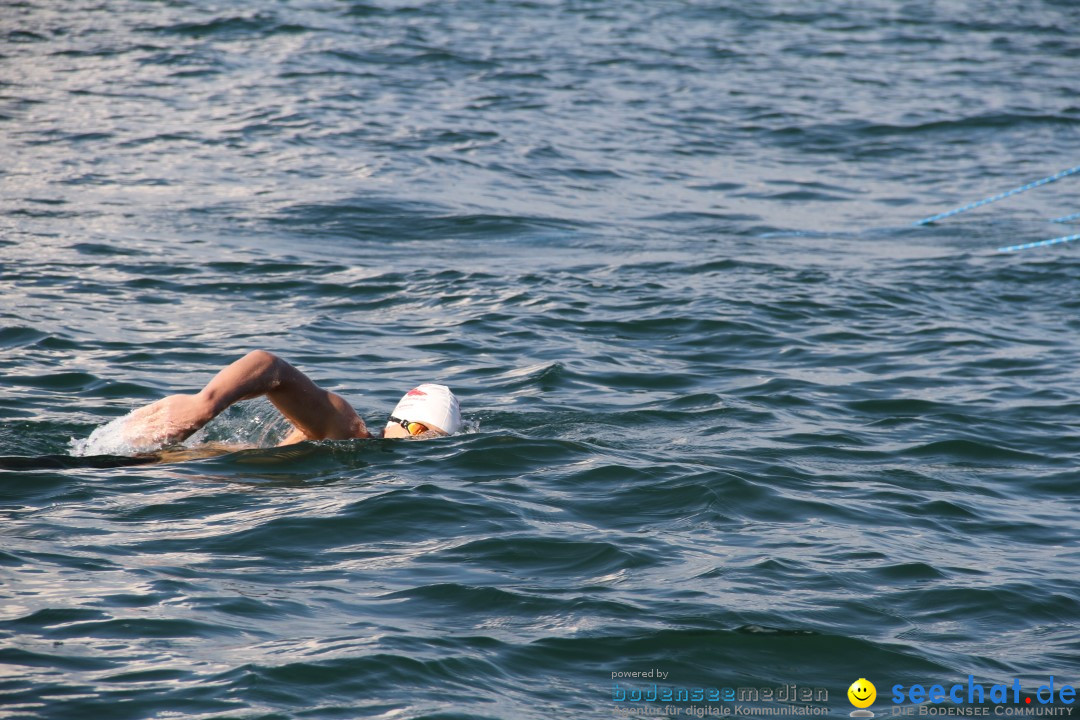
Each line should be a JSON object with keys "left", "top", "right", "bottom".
{"left": 119, "top": 393, "right": 214, "bottom": 449}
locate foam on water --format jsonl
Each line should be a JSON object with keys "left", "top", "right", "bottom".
{"left": 69, "top": 398, "right": 293, "bottom": 457}
{"left": 68, "top": 410, "right": 156, "bottom": 457}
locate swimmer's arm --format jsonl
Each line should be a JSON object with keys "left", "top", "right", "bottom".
{"left": 122, "top": 350, "right": 369, "bottom": 447}
{"left": 199, "top": 350, "right": 370, "bottom": 441}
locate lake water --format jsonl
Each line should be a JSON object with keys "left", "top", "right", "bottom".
{"left": 2, "top": 1, "right": 1079, "bottom": 718}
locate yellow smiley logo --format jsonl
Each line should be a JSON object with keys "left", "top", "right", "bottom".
{"left": 848, "top": 678, "right": 876, "bottom": 708}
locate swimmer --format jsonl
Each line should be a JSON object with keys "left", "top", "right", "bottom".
{"left": 117, "top": 350, "right": 460, "bottom": 450}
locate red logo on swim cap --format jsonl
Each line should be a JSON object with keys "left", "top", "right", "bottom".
{"left": 406, "top": 388, "right": 427, "bottom": 397}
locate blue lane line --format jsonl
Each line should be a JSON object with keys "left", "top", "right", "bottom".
{"left": 914, "top": 164, "right": 1080, "bottom": 226}
{"left": 998, "top": 232, "right": 1080, "bottom": 253}
{"left": 1050, "top": 212, "right": 1080, "bottom": 224}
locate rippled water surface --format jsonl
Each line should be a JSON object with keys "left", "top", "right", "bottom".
{"left": 2, "top": 1, "right": 1080, "bottom": 718}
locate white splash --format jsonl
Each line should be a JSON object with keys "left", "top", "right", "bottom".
{"left": 69, "top": 409, "right": 165, "bottom": 457}
{"left": 70, "top": 398, "right": 292, "bottom": 457}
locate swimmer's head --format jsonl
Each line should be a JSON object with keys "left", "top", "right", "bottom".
{"left": 384, "top": 384, "right": 461, "bottom": 438}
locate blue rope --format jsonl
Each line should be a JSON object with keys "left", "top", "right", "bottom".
{"left": 1050, "top": 212, "right": 1080, "bottom": 224}
{"left": 914, "top": 163, "right": 1080, "bottom": 226}
{"left": 998, "top": 232, "right": 1080, "bottom": 253}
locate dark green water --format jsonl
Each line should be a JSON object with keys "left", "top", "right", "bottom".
{"left": 2, "top": 1, "right": 1079, "bottom": 718}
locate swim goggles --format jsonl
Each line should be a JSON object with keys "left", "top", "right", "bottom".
{"left": 388, "top": 415, "right": 430, "bottom": 436}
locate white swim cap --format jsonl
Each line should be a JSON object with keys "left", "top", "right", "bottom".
{"left": 386, "top": 383, "right": 461, "bottom": 435}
